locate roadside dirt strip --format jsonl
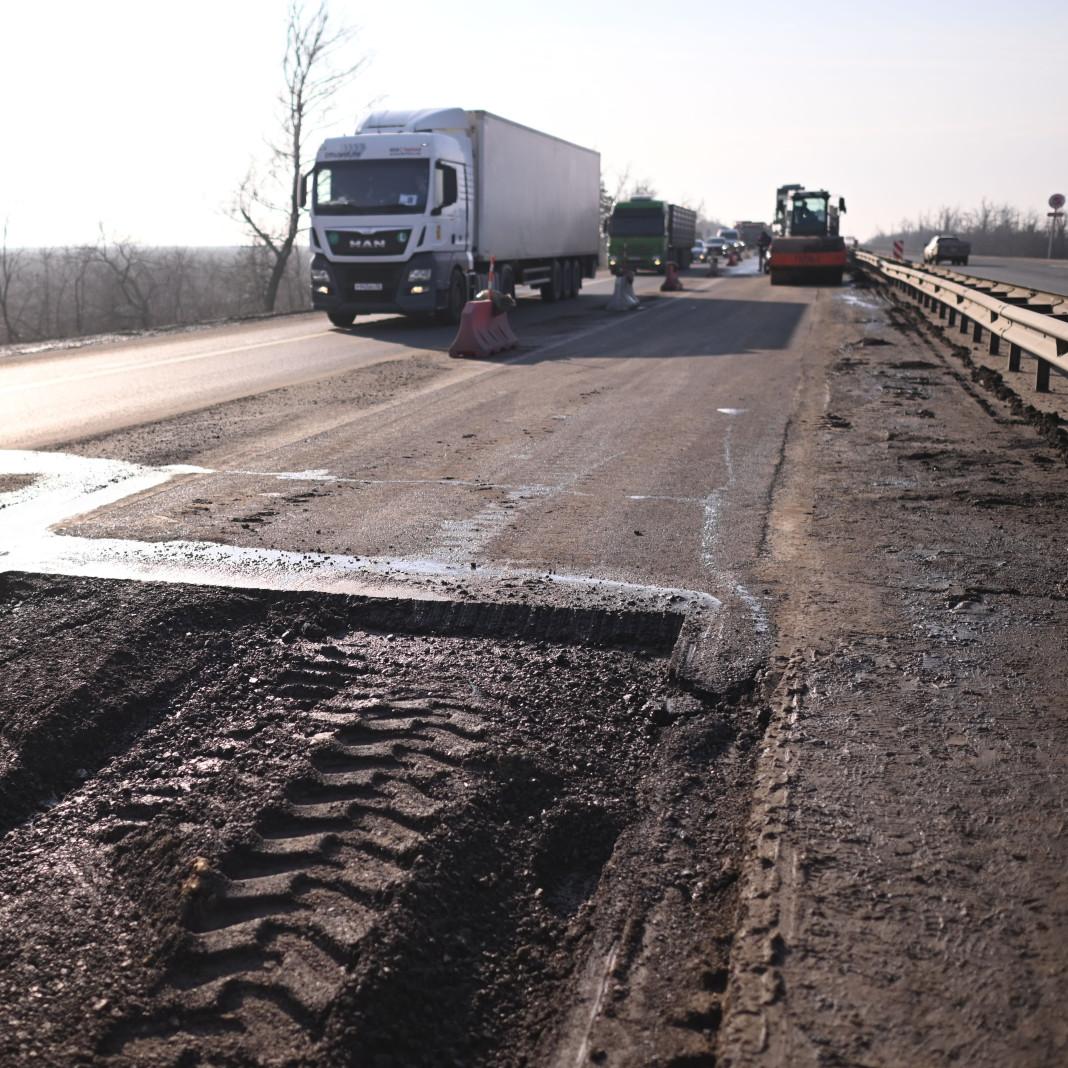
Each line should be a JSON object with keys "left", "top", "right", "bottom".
{"left": 1, "top": 267, "right": 1065, "bottom": 1066}
{"left": 722, "top": 285, "right": 1068, "bottom": 1066}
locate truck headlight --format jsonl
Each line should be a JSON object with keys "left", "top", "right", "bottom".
{"left": 311, "top": 268, "right": 330, "bottom": 284}
{"left": 407, "top": 268, "right": 432, "bottom": 281}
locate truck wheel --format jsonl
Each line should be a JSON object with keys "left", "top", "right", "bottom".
{"left": 499, "top": 263, "right": 516, "bottom": 301}
{"left": 962, "top": 257, "right": 969, "bottom": 266}
{"left": 540, "top": 260, "right": 562, "bottom": 303}
{"left": 571, "top": 259, "right": 582, "bottom": 296}
{"left": 561, "top": 260, "right": 573, "bottom": 300}
{"left": 437, "top": 270, "right": 466, "bottom": 325}
{"left": 769, "top": 269, "right": 784, "bottom": 286}
{"left": 327, "top": 309, "right": 356, "bottom": 328}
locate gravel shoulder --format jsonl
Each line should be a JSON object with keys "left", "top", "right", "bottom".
{"left": 721, "top": 281, "right": 1068, "bottom": 1065}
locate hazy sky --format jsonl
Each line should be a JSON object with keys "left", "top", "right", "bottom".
{"left": 2, "top": 0, "right": 1065, "bottom": 248}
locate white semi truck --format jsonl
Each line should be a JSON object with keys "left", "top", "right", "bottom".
{"left": 303, "top": 108, "right": 601, "bottom": 326}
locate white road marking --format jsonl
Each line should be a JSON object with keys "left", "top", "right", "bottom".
{"left": 0, "top": 331, "right": 333, "bottom": 395}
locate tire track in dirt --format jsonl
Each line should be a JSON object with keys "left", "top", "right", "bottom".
{"left": 108, "top": 640, "right": 492, "bottom": 1063}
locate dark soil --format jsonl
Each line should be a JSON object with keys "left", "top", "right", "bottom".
{"left": 0, "top": 573, "right": 761, "bottom": 1067}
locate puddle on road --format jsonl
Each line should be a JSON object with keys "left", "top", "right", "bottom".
{"left": 0, "top": 449, "right": 720, "bottom": 619}
{"left": 837, "top": 291, "right": 883, "bottom": 312}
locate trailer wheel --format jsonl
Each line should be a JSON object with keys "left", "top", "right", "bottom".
{"left": 962, "top": 256, "right": 969, "bottom": 266}
{"left": 540, "top": 260, "right": 562, "bottom": 303}
{"left": 437, "top": 270, "right": 466, "bottom": 325}
{"left": 769, "top": 269, "right": 785, "bottom": 286}
{"left": 327, "top": 309, "right": 356, "bottom": 328}
{"left": 571, "top": 259, "right": 582, "bottom": 295}
{"left": 561, "top": 260, "right": 573, "bottom": 300}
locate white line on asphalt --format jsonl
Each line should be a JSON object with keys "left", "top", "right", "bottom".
{"left": 0, "top": 330, "right": 334, "bottom": 395}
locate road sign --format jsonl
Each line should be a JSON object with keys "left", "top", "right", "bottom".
{"left": 1050, "top": 193, "right": 1066, "bottom": 210}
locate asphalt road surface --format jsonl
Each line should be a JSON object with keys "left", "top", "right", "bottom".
{"left": 869, "top": 247, "right": 1068, "bottom": 295}
{"left": 1, "top": 258, "right": 1065, "bottom": 1067}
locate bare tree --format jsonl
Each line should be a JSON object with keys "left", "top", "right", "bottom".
{"left": 630, "top": 177, "right": 659, "bottom": 198}
{"left": 0, "top": 220, "right": 25, "bottom": 344}
{"left": 233, "top": 1, "right": 365, "bottom": 313}
{"left": 92, "top": 229, "right": 156, "bottom": 330}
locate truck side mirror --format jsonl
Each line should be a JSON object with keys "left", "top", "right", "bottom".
{"left": 300, "top": 171, "right": 312, "bottom": 209}
{"left": 432, "top": 163, "right": 459, "bottom": 214}
{"left": 839, "top": 197, "right": 847, "bottom": 213}
{"left": 442, "top": 166, "right": 458, "bottom": 208}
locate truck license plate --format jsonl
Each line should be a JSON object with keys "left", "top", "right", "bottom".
{"left": 353, "top": 282, "right": 383, "bottom": 291}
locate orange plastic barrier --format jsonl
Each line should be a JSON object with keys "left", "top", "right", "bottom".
{"left": 660, "top": 262, "right": 684, "bottom": 292}
{"left": 448, "top": 297, "right": 518, "bottom": 358}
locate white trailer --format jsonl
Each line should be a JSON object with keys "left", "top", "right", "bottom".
{"left": 304, "top": 108, "right": 601, "bottom": 326}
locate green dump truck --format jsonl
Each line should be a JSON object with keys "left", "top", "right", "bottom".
{"left": 607, "top": 197, "right": 697, "bottom": 273}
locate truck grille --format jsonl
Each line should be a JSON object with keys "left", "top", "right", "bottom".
{"left": 331, "top": 263, "right": 406, "bottom": 302}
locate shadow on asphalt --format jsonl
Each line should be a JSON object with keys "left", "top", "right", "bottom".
{"left": 327, "top": 270, "right": 806, "bottom": 363}
{"left": 506, "top": 297, "right": 810, "bottom": 363}
{"left": 330, "top": 289, "right": 621, "bottom": 352}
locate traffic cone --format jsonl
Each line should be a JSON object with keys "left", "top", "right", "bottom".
{"left": 660, "top": 262, "right": 684, "bottom": 292}
{"left": 727, "top": 249, "right": 738, "bottom": 267}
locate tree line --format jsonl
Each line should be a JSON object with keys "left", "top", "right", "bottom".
{"left": 0, "top": 236, "right": 310, "bottom": 347}
{"left": 871, "top": 200, "right": 1065, "bottom": 258}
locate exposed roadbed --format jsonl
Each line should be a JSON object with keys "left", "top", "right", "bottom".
{"left": 1, "top": 266, "right": 1065, "bottom": 1066}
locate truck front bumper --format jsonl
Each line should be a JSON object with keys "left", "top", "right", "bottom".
{"left": 311, "top": 255, "right": 438, "bottom": 316}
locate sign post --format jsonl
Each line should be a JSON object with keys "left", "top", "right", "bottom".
{"left": 1048, "top": 194, "right": 1065, "bottom": 260}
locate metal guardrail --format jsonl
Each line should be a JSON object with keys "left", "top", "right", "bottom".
{"left": 855, "top": 251, "right": 1068, "bottom": 392}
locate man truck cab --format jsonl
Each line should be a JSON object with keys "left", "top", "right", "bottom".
{"left": 303, "top": 109, "right": 601, "bottom": 327}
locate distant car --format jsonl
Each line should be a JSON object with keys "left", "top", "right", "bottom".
{"left": 704, "top": 237, "right": 728, "bottom": 258}
{"left": 717, "top": 227, "right": 740, "bottom": 243}
{"left": 923, "top": 234, "right": 970, "bottom": 266}
{"left": 691, "top": 239, "right": 709, "bottom": 263}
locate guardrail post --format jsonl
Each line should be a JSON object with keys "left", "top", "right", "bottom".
{"left": 948, "top": 307, "right": 957, "bottom": 327}
{"left": 960, "top": 315, "right": 970, "bottom": 335}
{"left": 1008, "top": 344, "right": 1022, "bottom": 372}
{"left": 989, "top": 333, "right": 1000, "bottom": 356}
{"left": 938, "top": 302, "right": 947, "bottom": 319}
{"left": 972, "top": 321, "right": 983, "bottom": 343}
{"left": 1036, "top": 360, "right": 1051, "bottom": 392}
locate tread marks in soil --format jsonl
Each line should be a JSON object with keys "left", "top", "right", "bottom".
{"left": 107, "top": 643, "right": 490, "bottom": 1064}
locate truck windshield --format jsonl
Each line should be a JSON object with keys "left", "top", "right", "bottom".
{"left": 790, "top": 196, "right": 828, "bottom": 235}
{"left": 314, "top": 159, "right": 430, "bottom": 215}
{"left": 610, "top": 210, "right": 664, "bottom": 237}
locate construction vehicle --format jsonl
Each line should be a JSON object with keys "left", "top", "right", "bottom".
{"left": 768, "top": 186, "right": 847, "bottom": 285}
{"left": 607, "top": 198, "right": 697, "bottom": 273}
